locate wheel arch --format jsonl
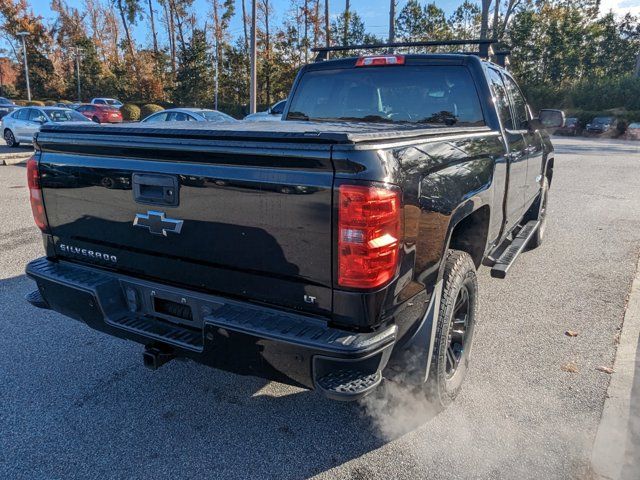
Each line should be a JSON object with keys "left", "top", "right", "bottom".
{"left": 445, "top": 203, "right": 492, "bottom": 270}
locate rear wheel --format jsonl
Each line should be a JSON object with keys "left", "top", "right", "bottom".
{"left": 425, "top": 250, "right": 478, "bottom": 409}
{"left": 4, "top": 129, "right": 19, "bottom": 147}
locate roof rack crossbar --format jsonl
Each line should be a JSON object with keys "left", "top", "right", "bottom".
{"left": 312, "top": 39, "right": 497, "bottom": 62}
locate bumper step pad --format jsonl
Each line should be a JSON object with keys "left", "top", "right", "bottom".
{"left": 316, "top": 369, "right": 382, "bottom": 401}
{"left": 110, "top": 314, "right": 202, "bottom": 351}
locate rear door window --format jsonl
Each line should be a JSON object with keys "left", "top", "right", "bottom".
{"left": 145, "top": 112, "right": 168, "bottom": 123}
{"left": 15, "top": 109, "right": 29, "bottom": 120}
{"left": 487, "top": 68, "right": 513, "bottom": 130}
{"left": 503, "top": 75, "right": 529, "bottom": 130}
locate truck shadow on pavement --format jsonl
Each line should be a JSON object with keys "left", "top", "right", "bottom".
{"left": 0, "top": 273, "right": 413, "bottom": 479}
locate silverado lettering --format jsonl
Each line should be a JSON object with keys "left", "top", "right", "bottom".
{"left": 59, "top": 244, "right": 118, "bottom": 263}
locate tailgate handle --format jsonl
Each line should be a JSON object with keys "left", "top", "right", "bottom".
{"left": 132, "top": 173, "right": 179, "bottom": 207}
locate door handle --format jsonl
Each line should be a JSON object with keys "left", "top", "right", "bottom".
{"left": 132, "top": 173, "right": 180, "bottom": 206}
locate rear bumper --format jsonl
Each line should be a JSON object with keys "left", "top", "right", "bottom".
{"left": 26, "top": 258, "right": 396, "bottom": 400}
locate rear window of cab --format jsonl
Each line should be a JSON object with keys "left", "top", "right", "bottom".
{"left": 286, "top": 65, "right": 485, "bottom": 127}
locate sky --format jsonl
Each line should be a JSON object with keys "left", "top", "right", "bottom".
{"left": 7, "top": 0, "right": 640, "bottom": 52}
{"left": 21, "top": 0, "right": 464, "bottom": 47}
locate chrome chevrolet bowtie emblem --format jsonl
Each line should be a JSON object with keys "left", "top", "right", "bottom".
{"left": 133, "top": 211, "right": 184, "bottom": 236}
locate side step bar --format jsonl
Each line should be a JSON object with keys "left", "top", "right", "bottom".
{"left": 491, "top": 220, "right": 540, "bottom": 279}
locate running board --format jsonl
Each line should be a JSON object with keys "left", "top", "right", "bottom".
{"left": 491, "top": 220, "right": 540, "bottom": 279}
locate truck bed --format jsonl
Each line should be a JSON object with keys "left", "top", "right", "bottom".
{"left": 38, "top": 121, "right": 491, "bottom": 145}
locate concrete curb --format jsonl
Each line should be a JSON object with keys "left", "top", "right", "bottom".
{"left": 1, "top": 154, "right": 32, "bottom": 165}
{"left": 592, "top": 257, "right": 640, "bottom": 479}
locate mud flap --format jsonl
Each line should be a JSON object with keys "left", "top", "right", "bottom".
{"left": 386, "top": 280, "right": 443, "bottom": 384}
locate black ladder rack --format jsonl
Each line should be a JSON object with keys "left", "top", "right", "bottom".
{"left": 312, "top": 39, "right": 498, "bottom": 62}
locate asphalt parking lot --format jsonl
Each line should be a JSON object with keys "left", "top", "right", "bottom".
{"left": 1, "top": 136, "right": 639, "bottom": 479}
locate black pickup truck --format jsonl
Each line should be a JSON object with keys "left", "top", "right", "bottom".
{"left": 24, "top": 47, "right": 563, "bottom": 406}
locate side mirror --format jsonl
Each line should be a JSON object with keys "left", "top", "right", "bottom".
{"left": 271, "top": 103, "right": 285, "bottom": 115}
{"left": 538, "top": 109, "right": 565, "bottom": 129}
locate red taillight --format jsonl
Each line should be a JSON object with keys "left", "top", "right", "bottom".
{"left": 27, "top": 156, "right": 48, "bottom": 232}
{"left": 338, "top": 184, "right": 402, "bottom": 289}
{"left": 355, "top": 55, "right": 405, "bottom": 67}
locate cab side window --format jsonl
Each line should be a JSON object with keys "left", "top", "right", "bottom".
{"left": 503, "top": 75, "right": 529, "bottom": 130}
{"left": 487, "top": 68, "right": 513, "bottom": 131}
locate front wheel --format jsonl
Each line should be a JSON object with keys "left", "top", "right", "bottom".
{"left": 4, "top": 129, "right": 19, "bottom": 147}
{"left": 425, "top": 249, "right": 478, "bottom": 410}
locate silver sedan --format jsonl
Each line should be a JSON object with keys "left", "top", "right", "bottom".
{"left": 140, "top": 108, "right": 237, "bottom": 123}
{"left": 3, "top": 106, "right": 92, "bottom": 147}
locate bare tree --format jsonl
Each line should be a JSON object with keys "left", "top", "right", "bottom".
{"left": 480, "top": 0, "right": 491, "bottom": 39}
{"left": 389, "top": 0, "right": 395, "bottom": 43}
{"left": 147, "top": 0, "right": 159, "bottom": 55}
{"left": 343, "top": 0, "right": 350, "bottom": 46}
{"left": 114, "top": 0, "right": 137, "bottom": 68}
{"left": 325, "top": 0, "right": 329, "bottom": 48}
{"left": 242, "top": 0, "right": 249, "bottom": 51}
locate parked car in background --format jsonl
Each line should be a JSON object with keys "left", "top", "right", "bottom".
{"left": 243, "top": 99, "right": 286, "bottom": 122}
{"left": 0, "top": 97, "right": 19, "bottom": 120}
{"left": 3, "top": 106, "right": 92, "bottom": 147}
{"left": 586, "top": 116, "right": 616, "bottom": 134}
{"left": 76, "top": 103, "right": 123, "bottom": 124}
{"left": 625, "top": 122, "right": 640, "bottom": 140}
{"left": 141, "top": 108, "right": 237, "bottom": 123}
{"left": 554, "top": 116, "right": 578, "bottom": 136}
{"left": 91, "top": 98, "right": 124, "bottom": 108}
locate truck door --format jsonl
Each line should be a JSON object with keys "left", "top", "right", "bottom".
{"left": 487, "top": 68, "right": 528, "bottom": 227}
{"left": 503, "top": 74, "right": 543, "bottom": 211}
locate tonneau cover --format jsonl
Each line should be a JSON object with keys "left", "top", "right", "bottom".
{"left": 38, "top": 121, "right": 490, "bottom": 145}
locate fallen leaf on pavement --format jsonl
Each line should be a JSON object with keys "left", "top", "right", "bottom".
{"left": 561, "top": 362, "right": 579, "bottom": 373}
{"left": 565, "top": 330, "right": 579, "bottom": 337}
{"left": 596, "top": 366, "right": 614, "bottom": 374}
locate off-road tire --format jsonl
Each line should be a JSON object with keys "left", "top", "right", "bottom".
{"left": 425, "top": 249, "right": 478, "bottom": 409}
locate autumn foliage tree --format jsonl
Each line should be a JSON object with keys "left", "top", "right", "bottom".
{"left": 0, "top": 0, "right": 638, "bottom": 115}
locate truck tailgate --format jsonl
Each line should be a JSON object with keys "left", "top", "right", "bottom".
{"left": 37, "top": 138, "right": 335, "bottom": 316}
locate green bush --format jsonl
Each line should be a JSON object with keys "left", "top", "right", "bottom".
{"left": 121, "top": 103, "right": 141, "bottom": 122}
{"left": 14, "top": 99, "right": 27, "bottom": 106}
{"left": 26, "top": 100, "right": 45, "bottom": 106}
{"left": 57, "top": 99, "right": 73, "bottom": 105}
{"left": 140, "top": 103, "right": 164, "bottom": 119}
{"left": 0, "top": 84, "right": 18, "bottom": 98}
{"left": 44, "top": 100, "right": 57, "bottom": 106}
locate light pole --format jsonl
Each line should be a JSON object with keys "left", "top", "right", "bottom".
{"left": 249, "top": 0, "right": 256, "bottom": 114}
{"left": 73, "top": 47, "right": 84, "bottom": 102}
{"left": 17, "top": 31, "right": 31, "bottom": 101}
